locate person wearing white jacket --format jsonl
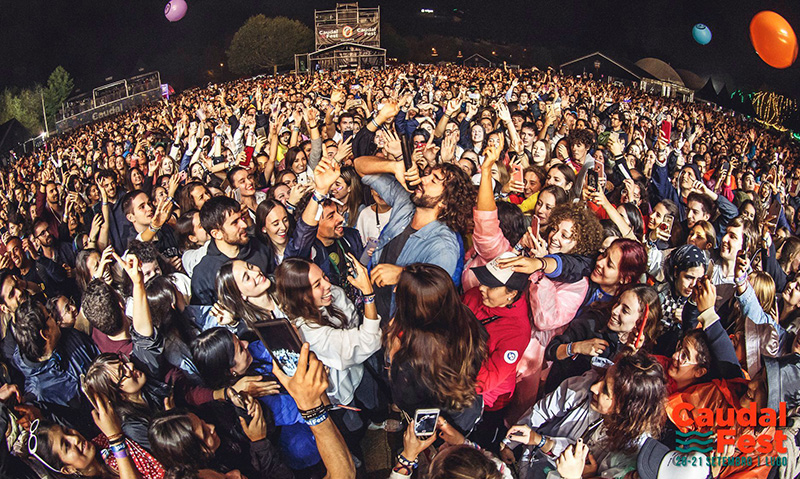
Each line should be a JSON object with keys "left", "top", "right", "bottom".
{"left": 275, "top": 256, "right": 382, "bottom": 459}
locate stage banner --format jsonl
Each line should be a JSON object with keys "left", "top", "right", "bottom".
{"left": 316, "top": 20, "right": 379, "bottom": 47}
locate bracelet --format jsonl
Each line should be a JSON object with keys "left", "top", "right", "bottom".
{"left": 363, "top": 293, "right": 376, "bottom": 305}
{"left": 148, "top": 224, "right": 161, "bottom": 233}
{"left": 304, "top": 410, "right": 329, "bottom": 426}
{"left": 566, "top": 342, "right": 574, "bottom": 357}
{"left": 308, "top": 123, "right": 318, "bottom": 129}
{"left": 393, "top": 464, "right": 414, "bottom": 476}
{"left": 299, "top": 403, "right": 328, "bottom": 419}
{"left": 397, "top": 454, "right": 419, "bottom": 469}
{"left": 106, "top": 433, "right": 124, "bottom": 443}
{"left": 112, "top": 448, "right": 129, "bottom": 460}
{"left": 312, "top": 190, "right": 328, "bottom": 203}
{"left": 285, "top": 202, "right": 296, "bottom": 213}
{"left": 166, "top": 196, "right": 174, "bottom": 204}
{"left": 735, "top": 273, "right": 748, "bottom": 285}
{"left": 370, "top": 118, "right": 380, "bottom": 129}
{"left": 102, "top": 202, "right": 109, "bottom": 206}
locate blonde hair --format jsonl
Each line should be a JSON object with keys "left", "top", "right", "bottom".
{"left": 749, "top": 271, "right": 776, "bottom": 319}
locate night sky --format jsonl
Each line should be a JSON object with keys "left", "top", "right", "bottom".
{"left": 2, "top": 0, "right": 800, "bottom": 98}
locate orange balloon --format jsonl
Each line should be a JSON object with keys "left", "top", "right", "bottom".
{"left": 750, "top": 11, "right": 798, "bottom": 69}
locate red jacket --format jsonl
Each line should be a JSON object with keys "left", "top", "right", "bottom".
{"left": 463, "top": 287, "right": 531, "bottom": 411}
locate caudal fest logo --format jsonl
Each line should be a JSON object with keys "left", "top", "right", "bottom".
{"left": 673, "top": 402, "right": 789, "bottom": 456}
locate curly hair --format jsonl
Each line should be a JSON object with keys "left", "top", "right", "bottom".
{"left": 546, "top": 202, "right": 603, "bottom": 255}
{"left": 604, "top": 350, "right": 667, "bottom": 454}
{"left": 434, "top": 163, "right": 477, "bottom": 235}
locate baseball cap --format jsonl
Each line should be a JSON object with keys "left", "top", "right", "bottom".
{"left": 471, "top": 252, "right": 529, "bottom": 292}
{"left": 637, "top": 438, "right": 710, "bottom": 479}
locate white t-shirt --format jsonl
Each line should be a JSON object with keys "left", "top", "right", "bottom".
{"left": 356, "top": 205, "right": 392, "bottom": 246}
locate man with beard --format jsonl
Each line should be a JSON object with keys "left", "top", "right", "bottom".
{"left": 190, "top": 196, "right": 273, "bottom": 304}
{"left": 354, "top": 155, "right": 476, "bottom": 321}
{"left": 29, "top": 218, "right": 80, "bottom": 302}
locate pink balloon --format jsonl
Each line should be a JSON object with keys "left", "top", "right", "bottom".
{"left": 164, "top": 0, "right": 188, "bottom": 22}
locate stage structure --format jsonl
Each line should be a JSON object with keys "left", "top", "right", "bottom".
{"left": 55, "top": 72, "right": 163, "bottom": 133}
{"left": 295, "top": 3, "right": 386, "bottom": 72}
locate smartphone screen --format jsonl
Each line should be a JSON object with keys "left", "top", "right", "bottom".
{"left": 587, "top": 169, "right": 599, "bottom": 191}
{"left": 413, "top": 408, "right": 440, "bottom": 438}
{"left": 252, "top": 320, "right": 304, "bottom": 376}
{"left": 660, "top": 214, "right": 674, "bottom": 236}
{"left": 342, "top": 130, "right": 354, "bottom": 142}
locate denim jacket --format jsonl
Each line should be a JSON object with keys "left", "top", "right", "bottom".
{"left": 362, "top": 173, "right": 462, "bottom": 285}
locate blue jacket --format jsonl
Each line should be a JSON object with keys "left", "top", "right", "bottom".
{"left": 248, "top": 340, "right": 320, "bottom": 470}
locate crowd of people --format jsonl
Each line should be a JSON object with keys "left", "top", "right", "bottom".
{"left": 0, "top": 61, "right": 798, "bottom": 479}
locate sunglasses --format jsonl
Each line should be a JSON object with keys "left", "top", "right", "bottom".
{"left": 28, "top": 419, "right": 61, "bottom": 473}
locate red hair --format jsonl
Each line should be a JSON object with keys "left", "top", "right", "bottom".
{"left": 612, "top": 238, "right": 647, "bottom": 286}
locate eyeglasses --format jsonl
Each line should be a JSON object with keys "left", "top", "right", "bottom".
{"left": 674, "top": 348, "right": 698, "bottom": 366}
{"left": 28, "top": 419, "right": 61, "bottom": 473}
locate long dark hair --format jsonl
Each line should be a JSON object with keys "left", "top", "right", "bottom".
{"left": 75, "top": 248, "right": 100, "bottom": 292}
{"left": 191, "top": 328, "right": 238, "bottom": 389}
{"left": 215, "top": 261, "right": 277, "bottom": 326}
{"left": 254, "top": 199, "right": 295, "bottom": 251}
{"left": 149, "top": 410, "right": 214, "bottom": 470}
{"left": 385, "top": 263, "right": 487, "bottom": 410}
{"left": 275, "top": 257, "right": 348, "bottom": 328}
{"left": 338, "top": 166, "right": 363, "bottom": 227}
{"left": 83, "top": 353, "right": 156, "bottom": 426}
{"left": 603, "top": 350, "right": 667, "bottom": 453}
{"left": 145, "top": 275, "right": 198, "bottom": 346}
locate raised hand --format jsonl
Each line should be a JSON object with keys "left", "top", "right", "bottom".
{"left": 313, "top": 157, "right": 341, "bottom": 195}
{"left": 113, "top": 251, "right": 143, "bottom": 285}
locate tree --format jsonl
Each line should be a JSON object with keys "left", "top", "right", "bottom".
{"left": 43, "top": 66, "right": 74, "bottom": 127}
{"left": 227, "top": 15, "right": 313, "bottom": 76}
{"left": 0, "top": 86, "right": 44, "bottom": 134}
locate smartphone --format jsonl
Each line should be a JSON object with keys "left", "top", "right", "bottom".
{"left": 342, "top": 253, "right": 358, "bottom": 279}
{"left": 738, "top": 234, "right": 749, "bottom": 259}
{"left": 256, "top": 127, "right": 266, "bottom": 138}
{"left": 530, "top": 215, "right": 540, "bottom": 239}
{"left": 251, "top": 320, "right": 304, "bottom": 376}
{"left": 586, "top": 168, "right": 599, "bottom": 191}
{"left": 296, "top": 171, "right": 310, "bottom": 185}
{"left": 360, "top": 238, "right": 379, "bottom": 266}
{"left": 660, "top": 120, "right": 672, "bottom": 142}
{"left": 512, "top": 164, "right": 524, "bottom": 185}
{"left": 660, "top": 214, "right": 674, "bottom": 237}
{"left": 595, "top": 158, "right": 605, "bottom": 178}
{"left": 413, "top": 408, "right": 440, "bottom": 438}
{"left": 342, "top": 130, "right": 354, "bottom": 142}
{"left": 768, "top": 200, "right": 783, "bottom": 234}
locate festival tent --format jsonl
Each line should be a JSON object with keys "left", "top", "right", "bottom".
{"left": 635, "top": 58, "right": 685, "bottom": 87}
{"left": 559, "top": 52, "right": 655, "bottom": 84}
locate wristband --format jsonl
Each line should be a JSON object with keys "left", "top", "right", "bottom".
{"left": 285, "top": 202, "right": 296, "bottom": 213}
{"left": 370, "top": 118, "right": 380, "bottom": 129}
{"left": 109, "top": 441, "right": 127, "bottom": 454}
{"left": 566, "top": 342, "right": 574, "bottom": 357}
{"left": 735, "top": 273, "right": 748, "bottom": 285}
{"left": 299, "top": 403, "right": 329, "bottom": 419}
{"left": 312, "top": 190, "right": 328, "bottom": 203}
{"left": 112, "top": 448, "right": 129, "bottom": 460}
{"left": 148, "top": 224, "right": 161, "bottom": 233}
{"left": 304, "top": 410, "right": 329, "bottom": 426}
{"left": 363, "top": 293, "right": 376, "bottom": 305}
{"left": 397, "top": 454, "right": 419, "bottom": 469}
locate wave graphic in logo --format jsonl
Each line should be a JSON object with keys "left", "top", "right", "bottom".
{"left": 676, "top": 430, "right": 715, "bottom": 453}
